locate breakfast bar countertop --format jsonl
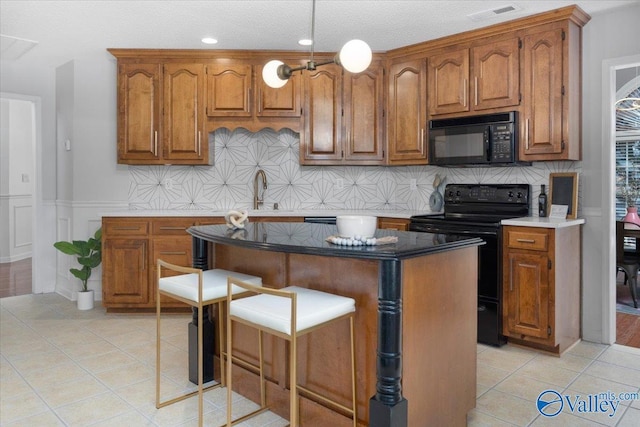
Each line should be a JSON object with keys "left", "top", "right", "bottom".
{"left": 187, "top": 221, "right": 483, "bottom": 261}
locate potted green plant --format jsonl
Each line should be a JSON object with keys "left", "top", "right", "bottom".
{"left": 54, "top": 227, "right": 102, "bottom": 310}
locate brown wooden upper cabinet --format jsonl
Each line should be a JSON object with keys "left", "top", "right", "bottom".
{"left": 116, "top": 63, "right": 162, "bottom": 163}
{"left": 300, "top": 59, "right": 384, "bottom": 165}
{"left": 163, "top": 63, "right": 209, "bottom": 164}
{"left": 519, "top": 22, "right": 581, "bottom": 161}
{"left": 387, "top": 59, "right": 428, "bottom": 164}
{"left": 114, "top": 59, "right": 210, "bottom": 165}
{"left": 428, "top": 37, "right": 520, "bottom": 116}
{"left": 110, "top": 5, "right": 588, "bottom": 166}
{"left": 206, "top": 62, "right": 301, "bottom": 118}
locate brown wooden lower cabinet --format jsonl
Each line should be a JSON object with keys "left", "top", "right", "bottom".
{"left": 502, "top": 225, "right": 581, "bottom": 354}
{"left": 101, "top": 216, "right": 302, "bottom": 311}
{"left": 103, "top": 217, "right": 200, "bottom": 311}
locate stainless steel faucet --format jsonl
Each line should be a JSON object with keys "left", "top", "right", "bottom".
{"left": 253, "top": 169, "right": 268, "bottom": 209}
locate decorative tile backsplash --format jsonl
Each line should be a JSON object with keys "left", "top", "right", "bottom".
{"left": 128, "top": 128, "right": 581, "bottom": 215}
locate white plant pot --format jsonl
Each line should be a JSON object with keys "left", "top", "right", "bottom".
{"left": 77, "top": 290, "right": 94, "bottom": 310}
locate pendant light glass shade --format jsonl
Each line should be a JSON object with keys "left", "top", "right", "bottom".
{"left": 262, "top": 60, "right": 289, "bottom": 88}
{"left": 337, "top": 39, "right": 372, "bottom": 73}
{"left": 262, "top": 0, "right": 372, "bottom": 88}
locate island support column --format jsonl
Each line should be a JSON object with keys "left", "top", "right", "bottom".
{"left": 188, "top": 236, "right": 215, "bottom": 384}
{"left": 369, "top": 259, "right": 408, "bottom": 427}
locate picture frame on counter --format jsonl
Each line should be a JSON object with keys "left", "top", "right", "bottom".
{"left": 549, "top": 172, "right": 579, "bottom": 219}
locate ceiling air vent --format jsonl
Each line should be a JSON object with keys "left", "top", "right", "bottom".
{"left": 467, "top": 4, "right": 522, "bottom": 22}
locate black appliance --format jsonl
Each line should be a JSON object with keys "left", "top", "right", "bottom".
{"left": 429, "top": 111, "right": 528, "bottom": 167}
{"left": 409, "top": 183, "right": 530, "bottom": 346}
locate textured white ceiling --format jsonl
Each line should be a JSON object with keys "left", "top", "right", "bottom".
{"left": 1, "top": 0, "right": 638, "bottom": 68}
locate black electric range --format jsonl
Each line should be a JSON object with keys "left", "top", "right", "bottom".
{"left": 410, "top": 183, "right": 530, "bottom": 346}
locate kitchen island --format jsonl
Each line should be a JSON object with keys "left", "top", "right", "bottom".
{"left": 188, "top": 222, "right": 484, "bottom": 427}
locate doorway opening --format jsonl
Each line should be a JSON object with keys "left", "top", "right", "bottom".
{"left": 606, "top": 58, "right": 640, "bottom": 348}
{"left": 0, "top": 93, "right": 41, "bottom": 297}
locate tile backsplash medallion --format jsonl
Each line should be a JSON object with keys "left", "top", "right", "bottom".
{"left": 128, "top": 128, "right": 581, "bottom": 216}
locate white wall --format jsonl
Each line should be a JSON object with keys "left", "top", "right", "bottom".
{"left": 0, "top": 98, "right": 33, "bottom": 262}
{"left": 580, "top": 3, "right": 640, "bottom": 343}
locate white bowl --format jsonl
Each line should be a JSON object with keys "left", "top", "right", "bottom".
{"left": 336, "top": 215, "right": 377, "bottom": 238}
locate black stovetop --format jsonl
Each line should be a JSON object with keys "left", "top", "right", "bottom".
{"left": 411, "top": 183, "right": 531, "bottom": 225}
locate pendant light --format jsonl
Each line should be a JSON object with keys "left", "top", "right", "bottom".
{"left": 262, "top": 0, "right": 372, "bottom": 88}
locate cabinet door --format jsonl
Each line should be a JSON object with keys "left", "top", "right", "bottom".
{"left": 472, "top": 38, "right": 520, "bottom": 110}
{"left": 256, "top": 65, "right": 302, "bottom": 117}
{"left": 428, "top": 49, "right": 469, "bottom": 115}
{"left": 206, "top": 63, "right": 252, "bottom": 117}
{"left": 102, "top": 238, "right": 149, "bottom": 305}
{"left": 163, "top": 63, "right": 209, "bottom": 163}
{"left": 504, "top": 251, "right": 550, "bottom": 339}
{"left": 343, "top": 63, "right": 384, "bottom": 163}
{"left": 117, "top": 63, "right": 161, "bottom": 163}
{"left": 301, "top": 64, "right": 342, "bottom": 163}
{"left": 387, "top": 59, "right": 427, "bottom": 164}
{"left": 521, "top": 29, "right": 563, "bottom": 158}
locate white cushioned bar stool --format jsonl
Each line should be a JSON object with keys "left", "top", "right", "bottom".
{"left": 226, "top": 277, "right": 357, "bottom": 427}
{"left": 156, "top": 259, "right": 262, "bottom": 427}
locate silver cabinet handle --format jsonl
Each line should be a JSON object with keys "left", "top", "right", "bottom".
{"left": 525, "top": 119, "right": 530, "bottom": 149}
{"left": 474, "top": 76, "right": 478, "bottom": 106}
{"left": 159, "top": 251, "right": 187, "bottom": 255}
{"left": 154, "top": 131, "right": 158, "bottom": 156}
{"left": 463, "top": 78, "right": 467, "bottom": 107}
{"left": 257, "top": 88, "right": 261, "bottom": 113}
{"left": 198, "top": 131, "right": 201, "bottom": 157}
{"left": 421, "top": 128, "right": 425, "bottom": 148}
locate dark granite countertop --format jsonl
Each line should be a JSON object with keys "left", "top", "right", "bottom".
{"left": 188, "top": 222, "right": 484, "bottom": 261}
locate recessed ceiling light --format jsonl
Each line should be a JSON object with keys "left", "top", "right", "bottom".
{"left": 201, "top": 37, "right": 218, "bottom": 45}
{"left": 298, "top": 39, "right": 313, "bottom": 46}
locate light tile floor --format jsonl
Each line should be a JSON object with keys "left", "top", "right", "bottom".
{"left": 1, "top": 294, "right": 639, "bottom": 426}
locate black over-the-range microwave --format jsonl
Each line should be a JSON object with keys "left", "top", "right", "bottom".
{"left": 428, "top": 111, "right": 530, "bottom": 167}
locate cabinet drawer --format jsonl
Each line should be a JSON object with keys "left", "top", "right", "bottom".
{"left": 506, "top": 229, "right": 548, "bottom": 251}
{"left": 152, "top": 218, "right": 196, "bottom": 235}
{"left": 103, "top": 220, "right": 149, "bottom": 236}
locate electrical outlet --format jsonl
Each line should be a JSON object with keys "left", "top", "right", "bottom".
{"left": 410, "top": 179, "right": 417, "bottom": 190}
{"left": 336, "top": 178, "right": 344, "bottom": 190}
{"left": 164, "top": 178, "right": 173, "bottom": 190}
